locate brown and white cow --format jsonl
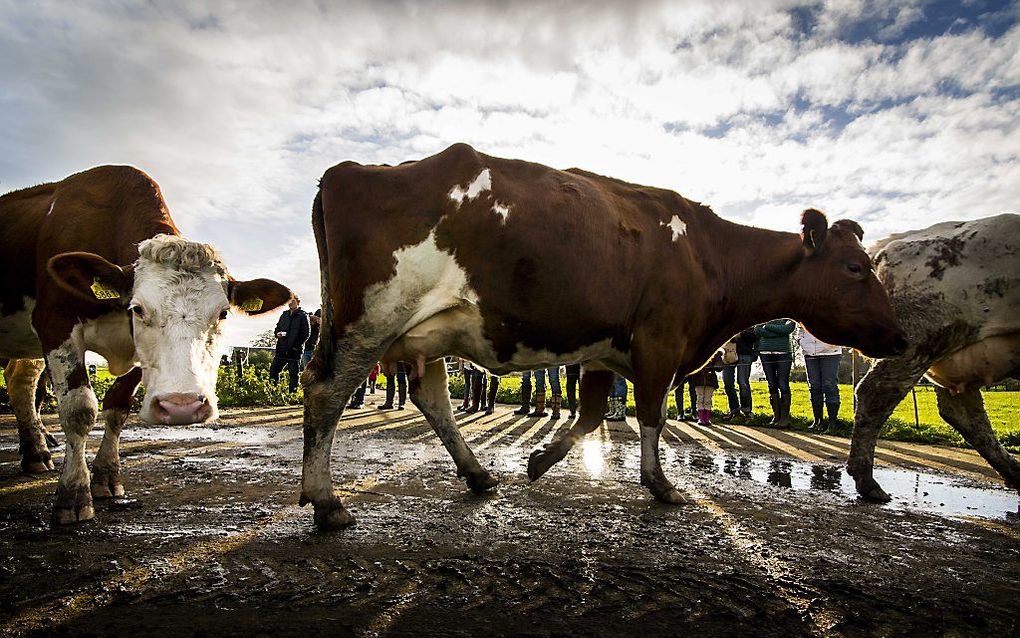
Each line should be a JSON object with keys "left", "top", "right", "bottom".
{"left": 849, "top": 214, "right": 1020, "bottom": 501}
{"left": 0, "top": 166, "right": 291, "bottom": 525}
{"left": 301, "top": 143, "right": 907, "bottom": 529}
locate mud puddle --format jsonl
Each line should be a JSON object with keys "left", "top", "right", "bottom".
{"left": 675, "top": 446, "right": 1020, "bottom": 522}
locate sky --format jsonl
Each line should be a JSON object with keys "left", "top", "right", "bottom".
{"left": 2, "top": 0, "right": 1018, "bottom": 350}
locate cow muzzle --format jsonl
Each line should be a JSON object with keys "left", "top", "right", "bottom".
{"left": 861, "top": 333, "right": 909, "bottom": 359}
{"left": 151, "top": 392, "right": 213, "bottom": 425}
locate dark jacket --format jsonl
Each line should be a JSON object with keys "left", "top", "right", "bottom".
{"left": 755, "top": 319, "right": 795, "bottom": 353}
{"left": 735, "top": 328, "right": 758, "bottom": 357}
{"left": 275, "top": 308, "right": 310, "bottom": 357}
{"left": 692, "top": 353, "right": 721, "bottom": 389}
{"left": 305, "top": 320, "right": 320, "bottom": 353}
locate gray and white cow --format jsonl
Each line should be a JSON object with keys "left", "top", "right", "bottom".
{"left": 848, "top": 213, "right": 1020, "bottom": 501}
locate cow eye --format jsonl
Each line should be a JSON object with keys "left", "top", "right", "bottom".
{"left": 847, "top": 263, "right": 862, "bottom": 274}
{"left": 129, "top": 304, "right": 146, "bottom": 320}
{"left": 219, "top": 309, "right": 229, "bottom": 321}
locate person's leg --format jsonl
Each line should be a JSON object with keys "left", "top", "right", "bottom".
{"left": 477, "top": 371, "right": 488, "bottom": 410}
{"left": 515, "top": 370, "right": 533, "bottom": 415}
{"left": 301, "top": 351, "right": 312, "bottom": 370}
{"left": 721, "top": 364, "right": 738, "bottom": 418}
{"left": 565, "top": 370, "right": 579, "bottom": 417}
{"left": 760, "top": 355, "right": 780, "bottom": 425}
{"left": 378, "top": 372, "right": 395, "bottom": 409}
{"left": 347, "top": 380, "right": 366, "bottom": 408}
{"left": 804, "top": 355, "right": 825, "bottom": 430}
{"left": 687, "top": 379, "right": 696, "bottom": 420}
{"left": 485, "top": 375, "right": 500, "bottom": 415}
{"left": 548, "top": 366, "right": 562, "bottom": 419}
{"left": 736, "top": 357, "right": 753, "bottom": 415}
{"left": 694, "top": 387, "right": 707, "bottom": 424}
{"left": 606, "top": 373, "right": 628, "bottom": 421}
{"left": 774, "top": 356, "right": 793, "bottom": 428}
{"left": 458, "top": 369, "right": 472, "bottom": 410}
{"left": 467, "top": 370, "right": 483, "bottom": 413}
{"left": 268, "top": 354, "right": 285, "bottom": 382}
{"left": 286, "top": 357, "right": 300, "bottom": 392}
{"left": 821, "top": 354, "right": 841, "bottom": 430}
{"left": 530, "top": 368, "right": 548, "bottom": 417}
{"left": 396, "top": 366, "right": 408, "bottom": 408}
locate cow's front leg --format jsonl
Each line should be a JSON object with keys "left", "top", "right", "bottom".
{"left": 3, "top": 359, "right": 53, "bottom": 473}
{"left": 848, "top": 355, "right": 930, "bottom": 502}
{"left": 91, "top": 367, "right": 142, "bottom": 499}
{"left": 528, "top": 367, "right": 613, "bottom": 481}
{"left": 635, "top": 379, "right": 687, "bottom": 505}
{"left": 410, "top": 359, "right": 496, "bottom": 492}
{"left": 45, "top": 337, "right": 99, "bottom": 525}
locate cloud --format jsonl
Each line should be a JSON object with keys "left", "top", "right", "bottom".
{"left": 1, "top": 0, "right": 1017, "bottom": 349}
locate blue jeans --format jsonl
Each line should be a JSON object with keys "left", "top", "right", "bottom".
{"left": 805, "top": 354, "right": 841, "bottom": 405}
{"left": 610, "top": 374, "right": 628, "bottom": 399}
{"left": 760, "top": 352, "right": 792, "bottom": 400}
{"left": 721, "top": 354, "right": 754, "bottom": 413}
{"left": 521, "top": 367, "right": 562, "bottom": 394}
{"left": 301, "top": 351, "right": 313, "bottom": 369}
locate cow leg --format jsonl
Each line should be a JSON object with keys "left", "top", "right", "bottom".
{"left": 848, "top": 356, "right": 931, "bottom": 502}
{"left": 299, "top": 345, "right": 384, "bottom": 530}
{"left": 91, "top": 367, "right": 142, "bottom": 499}
{"left": 45, "top": 334, "right": 99, "bottom": 525}
{"left": 3, "top": 359, "right": 53, "bottom": 473}
{"left": 935, "top": 386, "right": 1020, "bottom": 491}
{"left": 527, "top": 368, "right": 613, "bottom": 481}
{"left": 634, "top": 376, "right": 687, "bottom": 505}
{"left": 410, "top": 359, "right": 497, "bottom": 492}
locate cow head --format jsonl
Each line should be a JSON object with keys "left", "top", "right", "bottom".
{"left": 48, "top": 234, "right": 291, "bottom": 424}
{"left": 794, "top": 209, "right": 907, "bottom": 358}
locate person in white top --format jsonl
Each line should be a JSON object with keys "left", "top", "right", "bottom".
{"left": 797, "top": 325, "right": 843, "bottom": 432}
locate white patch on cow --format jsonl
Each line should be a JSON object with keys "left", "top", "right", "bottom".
{"left": 45, "top": 333, "right": 83, "bottom": 399}
{"left": 0, "top": 296, "right": 42, "bottom": 359}
{"left": 661, "top": 215, "right": 687, "bottom": 242}
{"left": 82, "top": 313, "right": 136, "bottom": 376}
{"left": 492, "top": 201, "right": 511, "bottom": 224}
{"left": 130, "top": 235, "right": 228, "bottom": 423}
{"left": 448, "top": 168, "right": 492, "bottom": 207}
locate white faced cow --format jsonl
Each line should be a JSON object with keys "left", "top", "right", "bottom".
{"left": 849, "top": 214, "right": 1020, "bottom": 501}
{"left": 0, "top": 166, "right": 292, "bottom": 525}
{"left": 301, "top": 143, "right": 907, "bottom": 529}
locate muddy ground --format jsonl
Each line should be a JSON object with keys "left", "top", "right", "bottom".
{"left": 1, "top": 393, "right": 1018, "bottom": 638}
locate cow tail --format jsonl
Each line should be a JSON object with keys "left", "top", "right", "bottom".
{"left": 304, "top": 187, "right": 334, "bottom": 384}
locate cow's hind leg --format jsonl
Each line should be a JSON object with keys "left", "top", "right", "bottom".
{"left": 411, "top": 359, "right": 496, "bottom": 492}
{"left": 935, "top": 386, "right": 1020, "bottom": 491}
{"left": 527, "top": 368, "right": 613, "bottom": 481}
{"left": 91, "top": 367, "right": 142, "bottom": 499}
{"left": 4, "top": 359, "right": 53, "bottom": 473}
{"left": 300, "top": 340, "right": 388, "bottom": 529}
{"left": 848, "top": 355, "right": 931, "bottom": 502}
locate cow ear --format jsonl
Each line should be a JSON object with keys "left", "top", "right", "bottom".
{"left": 831, "top": 219, "right": 864, "bottom": 242}
{"left": 801, "top": 208, "right": 828, "bottom": 253}
{"left": 228, "top": 278, "right": 292, "bottom": 316}
{"left": 47, "top": 252, "right": 133, "bottom": 305}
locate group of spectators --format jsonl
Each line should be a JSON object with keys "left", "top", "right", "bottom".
{"left": 265, "top": 302, "right": 842, "bottom": 431}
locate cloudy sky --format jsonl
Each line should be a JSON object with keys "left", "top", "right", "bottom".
{"left": 2, "top": 0, "right": 1018, "bottom": 349}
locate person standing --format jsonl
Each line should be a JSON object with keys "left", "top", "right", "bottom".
{"left": 301, "top": 309, "right": 321, "bottom": 370}
{"left": 798, "top": 325, "right": 843, "bottom": 433}
{"left": 269, "top": 297, "right": 309, "bottom": 393}
{"left": 530, "top": 366, "right": 562, "bottom": 419}
{"left": 514, "top": 370, "right": 533, "bottom": 416}
{"left": 564, "top": 364, "right": 581, "bottom": 419}
{"left": 377, "top": 362, "right": 407, "bottom": 410}
{"left": 672, "top": 371, "right": 696, "bottom": 421}
{"left": 755, "top": 319, "right": 795, "bottom": 428}
{"left": 605, "top": 373, "right": 627, "bottom": 422}
{"left": 368, "top": 362, "right": 380, "bottom": 394}
{"left": 458, "top": 360, "right": 475, "bottom": 412}
{"left": 721, "top": 328, "right": 758, "bottom": 421}
{"left": 485, "top": 374, "right": 500, "bottom": 415}
{"left": 466, "top": 366, "right": 488, "bottom": 414}
{"left": 692, "top": 351, "right": 722, "bottom": 425}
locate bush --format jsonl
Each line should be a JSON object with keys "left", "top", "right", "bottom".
{"left": 215, "top": 366, "right": 302, "bottom": 407}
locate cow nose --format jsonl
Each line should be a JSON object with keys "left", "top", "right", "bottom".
{"left": 152, "top": 392, "right": 212, "bottom": 425}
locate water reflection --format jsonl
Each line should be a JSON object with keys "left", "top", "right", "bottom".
{"left": 723, "top": 457, "right": 752, "bottom": 480}
{"left": 766, "top": 460, "right": 792, "bottom": 488}
{"left": 810, "top": 464, "right": 843, "bottom": 492}
{"left": 582, "top": 438, "right": 606, "bottom": 479}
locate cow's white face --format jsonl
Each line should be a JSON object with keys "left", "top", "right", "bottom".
{"left": 130, "top": 243, "right": 231, "bottom": 425}
{"left": 47, "top": 233, "right": 294, "bottom": 426}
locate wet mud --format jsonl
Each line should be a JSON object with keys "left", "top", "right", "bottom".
{"left": 1, "top": 396, "right": 1018, "bottom": 637}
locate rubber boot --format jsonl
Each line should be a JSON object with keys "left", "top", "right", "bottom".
{"left": 768, "top": 392, "right": 780, "bottom": 426}
{"left": 808, "top": 400, "right": 824, "bottom": 431}
{"left": 824, "top": 402, "right": 840, "bottom": 434}
{"left": 774, "top": 394, "right": 791, "bottom": 429}
{"left": 485, "top": 379, "right": 499, "bottom": 415}
{"left": 605, "top": 397, "right": 626, "bottom": 422}
{"left": 514, "top": 381, "right": 532, "bottom": 416}
{"left": 549, "top": 394, "right": 562, "bottom": 420}
{"left": 529, "top": 391, "right": 547, "bottom": 418}
{"left": 466, "top": 376, "right": 483, "bottom": 414}
{"left": 697, "top": 408, "right": 710, "bottom": 425}
{"left": 567, "top": 392, "right": 577, "bottom": 419}
{"left": 377, "top": 380, "right": 395, "bottom": 410}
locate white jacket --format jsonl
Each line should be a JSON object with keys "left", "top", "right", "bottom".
{"left": 798, "top": 326, "right": 842, "bottom": 357}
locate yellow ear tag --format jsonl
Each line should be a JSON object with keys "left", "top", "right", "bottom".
{"left": 90, "top": 277, "right": 121, "bottom": 300}
{"left": 238, "top": 297, "right": 264, "bottom": 312}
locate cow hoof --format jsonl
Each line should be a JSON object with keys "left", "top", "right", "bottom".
{"left": 52, "top": 486, "right": 96, "bottom": 526}
{"left": 527, "top": 446, "right": 567, "bottom": 482}
{"left": 854, "top": 476, "right": 892, "bottom": 503}
{"left": 21, "top": 458, "right": 55, "bottom": 474}
{"left": 466, "top": 470, "right": 498, "bottom": 493}
{"left": 654, "top": 488, "right": 689, "bottom": 505}
{"left": 91, "top": 472, "right": 125, "bottom": 499}
{"left": 313, "top": 503, "right": 356, "bottom": 530}
{"left": 45, "top": 431, "right": 60, "bottom": 448}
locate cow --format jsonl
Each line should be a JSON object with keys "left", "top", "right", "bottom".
{"left": 848, "top": 214, "right": 1020, "bottom": 501}
{"left": 0, "top": 166, "right": 292, "bottom": 525}
{"left": 301, "top": 143, "right": 907, "bottom": 529}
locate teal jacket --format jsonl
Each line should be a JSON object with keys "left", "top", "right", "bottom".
{"left": 755, "top": 319, "right": 795, "bottom": 353}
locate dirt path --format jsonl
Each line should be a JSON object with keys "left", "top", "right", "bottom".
{"left": 1, "top": 394, "right": 1017, "bottom": 637}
